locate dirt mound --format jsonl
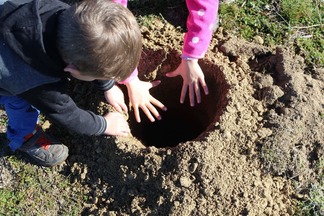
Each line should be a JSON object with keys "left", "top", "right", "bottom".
{"left": 58, "top": 21, "right": 323, "bottom": 215}
{"left": 1, "top": 18, "right": 323, "bottom": 215}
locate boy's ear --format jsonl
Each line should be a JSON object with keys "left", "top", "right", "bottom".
{"left": 64, "top": 64, "right": 80, "bottom": 75}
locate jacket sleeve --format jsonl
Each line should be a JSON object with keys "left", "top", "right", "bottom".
{"left": 182, "top": 0, "right": 219, "bottom": 58}
{"left": 19, "top": 81, "right": 107, "bottom": 136}
{"left": 93, "top": 80, "right": 116, "bottom": 91}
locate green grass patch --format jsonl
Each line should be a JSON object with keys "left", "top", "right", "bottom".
{"left": 296, "top": 181, "right": 324, "bottom": 215}
{"left": 0, "top": 156, "right": 83, "bottom": 215}
{"left": 219, "top": 0, "right": 323, "bottom": 67}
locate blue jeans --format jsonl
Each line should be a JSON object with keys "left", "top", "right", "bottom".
{"left": 0, "top": 96, "right": 39, "bottom": 151}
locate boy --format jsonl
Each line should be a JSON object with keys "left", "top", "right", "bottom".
{"left": 0, "top": 0, "right": 143, "bottom": 166}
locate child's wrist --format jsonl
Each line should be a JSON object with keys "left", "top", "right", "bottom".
{"left": 118, "top": 68, "right": 138, "bottom": 84}
{"left": 181, "top": 55, "right": 198, "bottom": 61}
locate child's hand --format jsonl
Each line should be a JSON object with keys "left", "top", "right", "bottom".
{"left": 104, "top": 85, "right": 128, "bottom": 113}
{"left": 166, "top": 59, "right": 209, "bottom": 106}
{"left": 103, "top": 112, "right": 130, "bottom": 136}
{"left": 125, "top": 77, "right": 167, "bottom": 123}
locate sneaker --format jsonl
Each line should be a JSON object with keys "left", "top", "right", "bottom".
{"left": 18, "top": 127, "right": 69, "bottom": 167}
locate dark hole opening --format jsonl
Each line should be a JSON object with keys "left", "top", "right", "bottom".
{"left": 127, "top": 49, "right": 229, "bottom": 148}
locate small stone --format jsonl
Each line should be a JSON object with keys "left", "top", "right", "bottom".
{"left": 80, "top": 173, "right": 86, "bottom": 180}
{"left": 174, "top": 201, "right": 180, "bottom": 207}
{"left": 166, "top": 149, "right": 172, "bottom": 155}
{"left": 223, "top": 131, "right": 231, "bottom": 139}
{"left": 257, "top": 128, "right": 272, "bottom": 139}
{"left": 264, "top": 207, "right": 272, "bottom": 215}
{"left": 262, "top": 86, "right": 284, "bottom": 105}
{"left": 254, "top": 35, "right": 264, "bottom": 45}
{"left": 179, "top": 176, "right": 192, "bottom": 188}
{"left": 189, "top": 162, "right": 198, "bottom": 173}
{"left": 92, "top": 196, "right": 98, "bottom": 204}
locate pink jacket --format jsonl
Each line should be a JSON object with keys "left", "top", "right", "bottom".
{"left": 113, "top": 0, "right": 219, "bottom": 83}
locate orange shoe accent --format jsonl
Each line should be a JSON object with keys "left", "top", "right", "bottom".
{"left": 23, "top": 126, "right": 50, "bottom": 150}
{"left": 36, "top": 134, "right": 50, "bottom": 150}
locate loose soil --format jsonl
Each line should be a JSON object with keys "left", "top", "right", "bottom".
{"left": 1, "top": 13, "right": 323, "bottom": 216}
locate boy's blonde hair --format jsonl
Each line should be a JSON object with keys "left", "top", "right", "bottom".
{"left": 57, "top": 0, "right": 142, "bottom": 82}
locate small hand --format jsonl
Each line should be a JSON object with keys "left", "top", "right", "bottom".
{"left": 166, "top": 59, "right": 209, "bottom": 106}
{"left": 103, "top": 112, "right": 130, "bottom": 136}
{"left": 104, "top": 85, "right": 128, "bottom": 113}
{"left": 125, "top": 77, "right": 167, "bottom": 123}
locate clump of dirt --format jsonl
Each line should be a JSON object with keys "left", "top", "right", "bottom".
{"left": 0, "top": 15, "right": 323, "bottom": 216}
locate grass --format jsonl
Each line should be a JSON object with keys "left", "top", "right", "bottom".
{"left": 0, "top": 156, "right": 83, "bottom": 215}
{"left": 296, "top": 171, "right": 324, "bottom": 215}
{"left": 320, "top": 112, "right": 324, "bottom": 118}
{"left": 0, "top": 112, "right": 8, "bottom": 125}
{"left": 219, "top": 0, "right": 323, "bottom": 68}
{"left": 296, "top": 159, "right": 324, "bottom": 216}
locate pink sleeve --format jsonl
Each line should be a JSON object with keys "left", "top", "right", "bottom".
{"left": 183, "top": 0, "right": 219, "bottom": 58}
{"left": 111, "top": 0, "right": 127, "bottom": 7}
{"left": 118, "top": 68, "right": 138, "bottom": 84}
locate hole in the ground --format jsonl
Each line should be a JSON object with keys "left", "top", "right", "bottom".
{"left": 248, "top": 53, "right": 273, "bottom": 73}
{"left": 127, "top": 49, "right": 229, "bottom": 148}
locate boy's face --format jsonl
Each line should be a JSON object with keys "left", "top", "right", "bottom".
{"left": 64, "top": 64, "right": 101, "bottom": 81}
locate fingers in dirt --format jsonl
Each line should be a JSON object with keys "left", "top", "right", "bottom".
{"left": 180, "top": 84, "right": 188, "bottom": 104}
{"left": 194, "top": 83, "right": 201, "bottom": 104}
{"left": 120, "top": 103, "right": 128, "bottom": 113}
{"left": 150, "top": 80, "right": 162, "bottom": 88}
{"left": 151, "top": 97, "right": 167, "bottom": 111}
{"left": 140, "top": 105, "right": 155, "bottom": 122}
{"left": 189, "top": 84, "right": 195, "bottom": 107}
{"left": 111, "top": 102, "right": 123, "bottom": 113}
{"left": 134, "top": 106, "right": 141, "bottom": 123}
{"left": 147, "top": 102, "right": 162, "bottom": 120}
{"left": 200, "top": 78, "right": 209, "bottom": 95}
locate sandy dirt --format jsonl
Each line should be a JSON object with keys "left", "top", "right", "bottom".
{"left": 1, "top": 11, "right": 323, "bottom": 216}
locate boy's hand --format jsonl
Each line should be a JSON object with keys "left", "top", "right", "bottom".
{"left": 104, "top": 85, "right": 128, "bottom": 113}
{"left": 125, "top": 77, "right": 167, "bottom": 123}
{"left": 103, "top": 112, "right": 130, "bottom": 136}
{"left": 166, "top": 59, "right": 209, "bottom": 107}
